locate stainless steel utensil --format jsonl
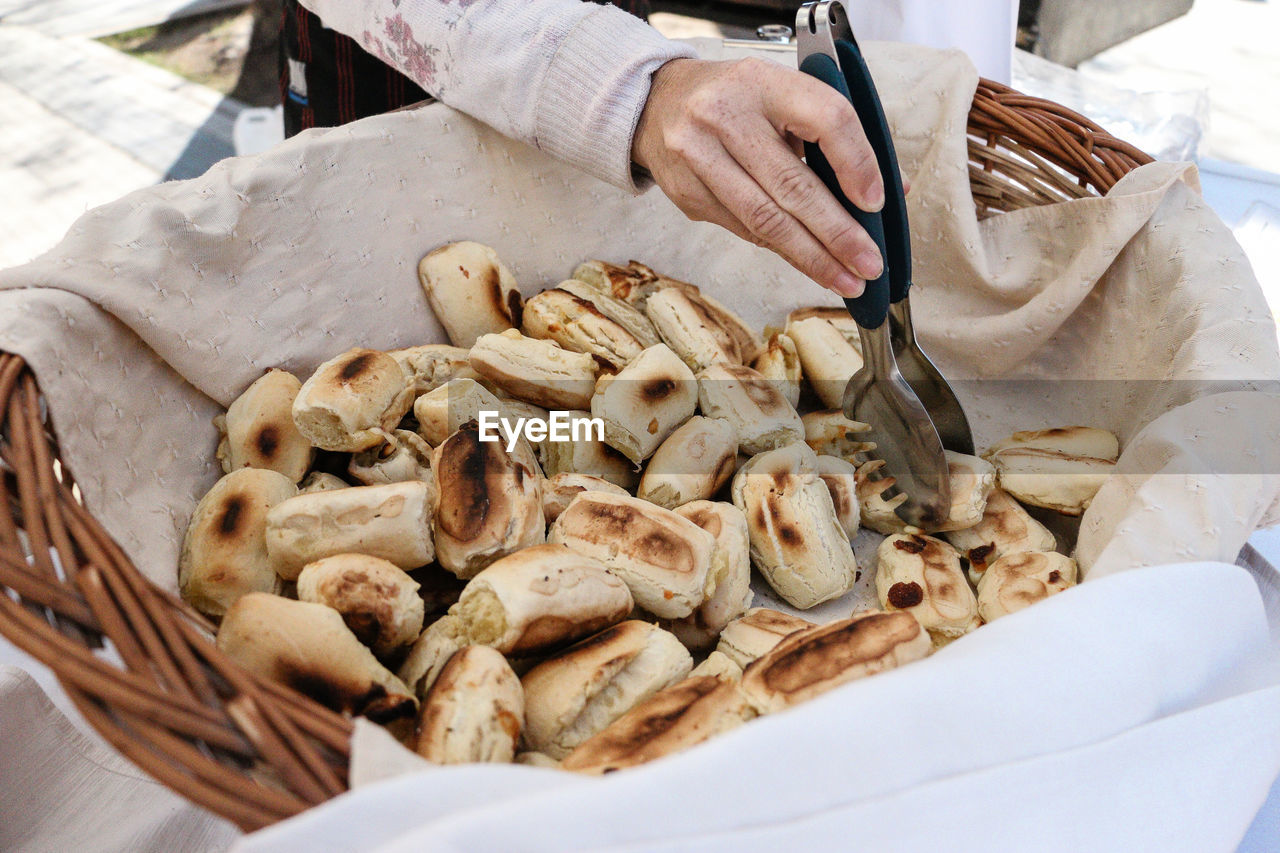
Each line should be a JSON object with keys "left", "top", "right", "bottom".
{"left": 797, "top": 0, "right": 951, "bottom": 529}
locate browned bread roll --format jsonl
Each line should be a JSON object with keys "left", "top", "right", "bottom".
{"left": 983, "top": 426, "right": 1118, "bottom": 516}
{"left": 636, "top": 416, "right": 738, "bottom": 510}
{"left": 469, "top": 329, "right": 599, "bottom": 411}
{"left": 666, "top": 500, "right": 753, "bottom": 650}
{"left": 976, "top": 551, "right": 1077, "bottom": 622}
{"left": 752, "top": 331, "right": 803, "bottom": 409}
{"left": 454, "top": 544, "right": 633, "bottom": 656}
{"left": 548, "top": 491, "right": 714, "bottom": 619}
{"left": 419, "top": 241, "right": 523, "bottom": 348}
{"left": 295, "top": 553, "right": 424, "bottom": 653}
{"left": 945, "top": 488, "right": 1056, "bottom": 584}
{"left": 875, "top": 534, "right": 979, "bottom": 648}
{"left": 561, "top": 675, "right": 755, "bottom": 774}
{"left": 541, "top": 473, "right": 630, "bottom": 524}
{"left": 520, "top": 620, "right": 692, "bottom": 758}
{"left": 732, "top": 442, "right": 858, "bottom": 609}
{"left": 739, "top": 610, "right": 929, "bottom": 713}
{"left": 398, "top": 613, "right": 466, "bottom": 698}
{"left": 696, "top": 362, "right": 804, "bottom": 455}
{"left": 431, "top": 423, "right": 544, "bottom": 579}
{"left": 292, "top": 348, "right": 414, "bottom": 452}
{"left": 591, "top": 343, "right": 697, "bottom": 464}
{"left": 264, "top": 481, "right": 436, "bottom": 580}
{"left": 179, "top": 468, "right": 296, "bottom": 616}
{"left": 217, "top": 593, "right": 417, "bottom": 722}
{"left": 414, "top": 645, "right": 524, "bottom": 764}
{"left": 347, "top": 429, "right": 434, "bottom": 486}
{"left": 521, "top": 279, "right": 660, "bottom": 370}
{"left": 215, "top": 368, "right": 313, "bottom": 482}
{"left": 388, "top": 344, "right": 476, "bottom": 396}
{"left": 714, "top": 607, "right": 816, "bottom": 668}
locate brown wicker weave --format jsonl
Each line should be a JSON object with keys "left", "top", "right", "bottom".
{"left": 0, "top": 80, "right": 1152, "bottom": 832}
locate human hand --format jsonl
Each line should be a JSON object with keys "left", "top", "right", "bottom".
{"left": 632, "top": 57, "right": 885, "bottom": 298}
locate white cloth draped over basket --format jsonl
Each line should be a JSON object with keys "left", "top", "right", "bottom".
{"left": 1, "top": 41, "right": 1279, "bottom": 851}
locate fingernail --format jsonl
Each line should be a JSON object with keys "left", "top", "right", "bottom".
{"left": 833, "top": 272, "right": 865, "bottom": 298}
{"left": 864, "top": 181, "right": 885, "bottom": 211}
{"left": 853, "top": 250, "right": 882, "bottom": 280}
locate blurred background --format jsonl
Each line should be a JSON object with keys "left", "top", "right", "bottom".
{"left": 0, "top": 0, "right": 1276, "bottom": 308}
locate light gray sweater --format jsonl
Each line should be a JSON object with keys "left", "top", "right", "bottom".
{"left": 298, "top": 0, "right": 697, "bottom": 192}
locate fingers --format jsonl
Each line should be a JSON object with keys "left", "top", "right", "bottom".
{"left": 678, "top": 136, "right": 867, "bottom": 298}
{"left": 760, "top": 68, "right": 884, "bottom": 214}
{"left": 719, "top": 114, "right": 882, "bottom": 281}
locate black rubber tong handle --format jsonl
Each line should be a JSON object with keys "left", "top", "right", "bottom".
{"left": 800, "top": 38, "right": 912, "bottom": 318}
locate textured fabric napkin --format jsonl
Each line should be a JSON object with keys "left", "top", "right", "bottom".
{"left": 0, "top": 39, "right": 1278, "bottom": 850}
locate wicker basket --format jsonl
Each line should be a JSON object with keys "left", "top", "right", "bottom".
{"left": 0, "top": 80, "right": 1151, "bottom": 832}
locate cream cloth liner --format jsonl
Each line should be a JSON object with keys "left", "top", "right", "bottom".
{"left": 0, "top": 40, "right": 1278, "bottom": 847}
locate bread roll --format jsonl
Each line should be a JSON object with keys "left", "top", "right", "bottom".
{"left": 731, "top": 442, "right": 858, "bottom": 609}
{"left": 591, "top": 343, "right": 697, "bottom": 464}
{"left": 670, "top": 283, "right": 764, "bottom": 365}
{"left": 265, "top": 481, "right": 435, "bottom": 579}
{"left": 217, "top": 593, "right": 416, "bottom": 721}
{"left": 413, "top": 378, "right": 502, "bottom": 446}
{"left": 549, "top": 492, "right": 714, "bottom": 619}
{"left": 815, "top": 455, "right": 860, "bottom": 542}
{"left": 802, "top": 410, "right": 876, "bottom": 462}
{"left": 986, "top": 447, "right": 1116, "bottom": 516}
{"left": 469, "top": 329, "right": 598, "bottom": 411}
{"left": 455, "top": 544, "right": 633, "bottom": 656}
{"left": 977, "top": 551, "right": 1077, "bottom": 622}
{"left": 739, "top": 611, "right": 929, "bottom": 713}
{"left": 179, "top": 468, "right": 296, "bottom": 616}
{"left": 538, "top": 409, "right": 640, "bottom": 490}
{"left": 292, "top": 348, "right": 414, "bottom": 452}
{"left": 432, "top": 423, "right": 544, "bottom": 579}
{"left": 876, "top": 534, "right": 979, "bottom": 647}
{"left": 986, "top": 426, "right": 1119, "bottom": 460}
{"left": 646, "top": 288, "right": 744, "bottom": 371}
{"left": 561, "top": 675, "right": 755, "bottom": 774}
{"left": 296, "top": 553, "right": 424, "bottom": 653}
{"left": 419, "top": 241, "right": 523, "bottom": 347}
{"left": 854, "top": 459, "right": 911, "bottom": 535}
{"left": 787, "top": 316, "right": 863, "bottom": 410}
{"left": 398, "top": 613, "right": 466, "bottom": 697}
{"left": 298, "top": 471, "right": 348, "bottom": 493}
{"left": 215, "top": 369, "right": 313, "bottom": 482}
{"left": 521, "top": 620, "right": 692, "bottom": 758}
{"left": 945, "top": 488, "right": 1056, "bottom": 584}
{"left": 934, "top": 451, "right": 997, "bottom": 532}
{"left": 666, "top": 501, "right": 753, "bottom": 650}
{"left": 636, "top": 416, "right": 738, "bottom": 510}
{"left": 715, "top": 607, "right": 815, "bottom": 669}
{"left": 752, "top": 332, "right": 803, "bottom": 409}
{"left": 348, "top": 429, "right": 434, "bottom": 486}
{"left": 572, "top": 259, "right": 668, "bottom": 307}
{"left": 785, "top": 306, "right": 861, "bottom": 350}
{"left": 388, "top": 344, "right": 475, "bottom": 395}
{"left": 697, "top": 363, "right": 804, "bottom": 455}
{"left": 414, "top": 646, "right": 524, "bottom": 764}
{"left": 521, "top": 279, "right": 660, "bottom": 370}
{"left": 540, "top": 473, "right": 627, "bottom": 523}
{"left": 689, "top": 650, "right": 743, "bottom": 682}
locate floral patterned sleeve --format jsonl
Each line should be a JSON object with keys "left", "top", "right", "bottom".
{"left": 295, "top": 0, "right": 696, "bottom": 191}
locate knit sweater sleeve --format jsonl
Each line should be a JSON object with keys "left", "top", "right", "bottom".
{"left": 295, "top": 0, "right": 696, "bottom": 191}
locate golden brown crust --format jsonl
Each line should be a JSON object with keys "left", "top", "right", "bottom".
{"left": 561, "top": 676, "right": 754, "bottom": 773}
{"left": 739, "top": 611, "right": 929, "bottom": 712}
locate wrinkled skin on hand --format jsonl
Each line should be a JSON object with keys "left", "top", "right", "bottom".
{"left": 632, "top": 57, "right": 890, "bottom": 299}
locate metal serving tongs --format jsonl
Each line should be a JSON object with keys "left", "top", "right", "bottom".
{"left": 796, "top": 0, "right": 954, "bottom": 528}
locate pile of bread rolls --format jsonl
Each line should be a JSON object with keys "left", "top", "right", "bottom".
{"left": 181, "top": 242, "right": 1120, "bottom": 773}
